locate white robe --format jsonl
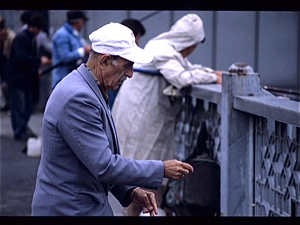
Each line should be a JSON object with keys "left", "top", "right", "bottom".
{"left": 112, "top": 14, "right": 217, "bottom": 161}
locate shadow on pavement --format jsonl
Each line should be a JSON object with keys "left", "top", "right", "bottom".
{"left": 0, "top": 111, "right": 42, "bottom": 216}
{"left": 0, "top": 110, "right": 124, "bottom": 216}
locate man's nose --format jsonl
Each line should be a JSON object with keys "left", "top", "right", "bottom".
{"left": 127, "top": 66, "right": 134, "bottom": 78}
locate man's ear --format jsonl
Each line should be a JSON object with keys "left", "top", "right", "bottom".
{"left": 99, "top": 54, "right": 112, "bottom": 67}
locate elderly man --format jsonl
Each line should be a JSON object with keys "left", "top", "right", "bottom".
{"left": 112, "top": 13, "right": 222, "bottom": 216}
{"left": 107, "top": 18, "right": 146, "bottom": 109}
{"left": 31, "top": 22, "right": 193, "bottom": 216}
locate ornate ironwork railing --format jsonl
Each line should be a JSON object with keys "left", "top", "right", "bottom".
{"left": 173, "top": 68, "right": 300, "bottom": 216}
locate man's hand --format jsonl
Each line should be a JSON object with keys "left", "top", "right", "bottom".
{"left": 130, "top": 188, "right": 158, "bottom": 217}
{"left": 40, "top": 56, "right": 52, "bottom": 66}
{"left": 163, "top": 160, "right": 194, "bottom": 180}
{"left": 214, "top": 71, "right": 223, "bottom": 84}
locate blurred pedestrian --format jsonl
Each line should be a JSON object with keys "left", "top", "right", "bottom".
{"left": 20, "top": 11, "right": 53, "bottom": 113}
{"left": 121, "top": 18, "right": 146, "bottom": 46}
{"left": 51, "top": 10, "right": 90, "bottom": 89}
{"left": 20, "top": 10, "right": 52, "bottom": 57}
{"left": 107, "top": 18, "right": 146, "bottom": 109}
{"left": 20, "top": 10, "right": 32, "bottom": 30}
{"left": 31, "top": 22, "right": 194, "bottom": 216}
{"left": 112, "top": 14, "right": 222, "bottom": 216}
{"left": 4, "top": 13, "right": 52, "bottom": 140}
{"left": 0, "top": 16, "right": 16, "bottom": 111}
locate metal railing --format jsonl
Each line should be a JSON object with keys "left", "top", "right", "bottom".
{"left": 174, "top": 65, "right": 300, "bottom": 216}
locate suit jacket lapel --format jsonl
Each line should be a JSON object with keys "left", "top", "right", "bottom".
{"left": 77, "top": 64, "right": 120, "bottom": 154}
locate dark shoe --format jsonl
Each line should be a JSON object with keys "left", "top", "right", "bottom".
{"left": 14, "top": 128, "right": 37, "bottom": 141}
{"left": 26, "top": 127, "right": 38, "bottom": 138}
{"left": 1, "top": 104, "right": 10, "bottom": 111}
{"left": 14, "top": 133, "right": 30, "bottom": 141}
{"left": 20, "top": 144, "right": 27, "bottom": 154}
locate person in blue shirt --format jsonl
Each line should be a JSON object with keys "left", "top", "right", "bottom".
{"left": 51, "top": 10, "right": 90, "bottom": 89}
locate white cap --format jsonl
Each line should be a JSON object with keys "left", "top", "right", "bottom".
{"left": 89, "top": 22, "right": 153, "bottom": 64}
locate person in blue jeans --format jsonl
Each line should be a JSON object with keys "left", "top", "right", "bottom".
{"left": 51, "top": 10, "right": 90, "bottom": 89}
{"left": 4, "top": 13, "right": 52, "bottom": 140}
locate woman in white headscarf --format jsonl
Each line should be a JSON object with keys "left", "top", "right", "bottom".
{"left": 112, "top": 14, "right": 222, "bottom": 216}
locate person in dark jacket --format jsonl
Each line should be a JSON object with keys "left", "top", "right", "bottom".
{"left": 4, "top": 13, "right": 52, "bottom": 140}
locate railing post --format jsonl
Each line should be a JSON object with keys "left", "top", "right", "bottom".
{"left": 220, "top": 63, "right": 262, "bottom": 216}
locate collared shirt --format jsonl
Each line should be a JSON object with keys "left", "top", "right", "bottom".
{"left": 85, "top": 64, "right": 109, "bottom": 106}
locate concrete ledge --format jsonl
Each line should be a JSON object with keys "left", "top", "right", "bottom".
{"left": 183, "top": 84, "right": 222, "bottom": 104}
{"left": 233, "top": 95, "right": 300, "bottom": 126}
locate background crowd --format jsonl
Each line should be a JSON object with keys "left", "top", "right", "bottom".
{"left": 0, "top": 10, "right": 223, "bottom": 216}
{"left": 0, "top": 10, "right": 147, "bottom": 141}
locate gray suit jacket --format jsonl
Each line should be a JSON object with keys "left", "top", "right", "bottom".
{"left": 31, "top": 64, "right": 164, "bottom": 216}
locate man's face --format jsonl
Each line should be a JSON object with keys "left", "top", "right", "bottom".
{"left": 103, "top": 56, "right": 134, "bottom": 91}
{"left": 76, "top": 18, "right": 86, "bottom": 32}
{"left": 180, "top": 44, "right": 198, "bottom": 58}
{"left": 30, "top": 27, "right": 42, "bottom": 37}
{"left": 135, "top": 33, "right": 141, "bottom": 45}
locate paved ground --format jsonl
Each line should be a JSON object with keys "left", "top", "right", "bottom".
{"left": 0, "top": 110, "right": 124, "bottom": 216}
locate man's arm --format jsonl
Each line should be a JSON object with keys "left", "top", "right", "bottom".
{"left": 53, "top": 33, "right": 82, "bottom": 63}
{"left": 57, "top": 88, "right": 165, "bottom": 189}
{"left": 127, "top": 160, "right": 194, "bottom": 216}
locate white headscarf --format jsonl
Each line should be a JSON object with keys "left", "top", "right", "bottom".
{"left": 150, "top": 14, "right": 205, "bottom": 52}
